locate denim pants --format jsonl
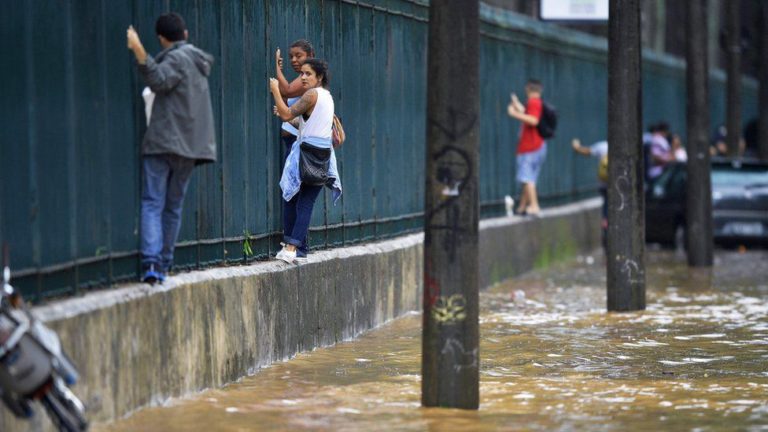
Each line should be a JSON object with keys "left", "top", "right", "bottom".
{"left": 141, "top": 154, "right": 195, "bottom": 271}
{"left": 283, "top": 183, "right": 322, "bottom": 254}
{"left": 281, "top": 134, "right": 295, "bottom": 167}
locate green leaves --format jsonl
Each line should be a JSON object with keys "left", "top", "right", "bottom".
{"left": 242, "top": 230, "right": 254, "bottom": 258}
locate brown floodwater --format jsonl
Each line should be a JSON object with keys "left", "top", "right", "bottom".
{"left": 99, "top": 250, "right": 768, "bottom": 431}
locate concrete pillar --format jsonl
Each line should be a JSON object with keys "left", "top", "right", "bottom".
{"left": 686, "top": 0, "right": 714, "bottom": 266}
{"left": 607, "top": 0, "right": 646, "bottom": 312}
{"left": 422, "top": 0, "right": 480, "bottom": 409}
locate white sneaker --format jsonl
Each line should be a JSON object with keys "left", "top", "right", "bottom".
{"left": 276, "top": 247, "right": 296, "bottom": 264}
{"left": 504, "top": 195, "right": 515, "bottom": 217}
{"left": 275, "top": 247, "right": 286, "bottom": 260}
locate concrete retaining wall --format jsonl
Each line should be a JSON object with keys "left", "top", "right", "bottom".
{"left": 1, "top": 198, "right": 600, "bottom": 431}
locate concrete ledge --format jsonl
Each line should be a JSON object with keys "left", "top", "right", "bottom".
{"left": 1, "top": 198, "right": 600, "bottom": 431}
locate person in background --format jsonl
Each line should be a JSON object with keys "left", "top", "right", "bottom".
{"left": 670, "top": 133, "right": 687, "bottom": 162}
{"left": 127, "top": 13, "right": 216, "bottom": 283}
{"left": 710, "top": 124, "right": 728, "bottom": 157}
{"left": 710, "top": 124, "right": 746, "bottom": 158}
{"left": 507, "top": 79, "right": 547, "bottom": 216}
{"left": 647, "top": 121, "right": 674, "bottom": 180}
{"left": 572, "top": 138, "right": 608, "bottom": 249}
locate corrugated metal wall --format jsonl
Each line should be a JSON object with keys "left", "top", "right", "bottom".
{"left": 0, "top": 0, "right": 758, "bottom": 301}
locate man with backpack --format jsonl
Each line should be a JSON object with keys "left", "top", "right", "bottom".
{"left": 507, "top": 79, "right": 554, "bottom": 216}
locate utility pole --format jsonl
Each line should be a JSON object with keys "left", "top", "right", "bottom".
{"left": 685, "top": 0, "right": 714, "bottom": 267}
{"left": 725, "top": 0, "right": 742, "bottom": 157}
{"left": 422, "top": 0, "right": 480, "bottom": 409}
{"left": 607, "top": 0, "right": 645, "bottom": 312}
{"left": 759, "top": 2, "right": 768, "bottom": 161}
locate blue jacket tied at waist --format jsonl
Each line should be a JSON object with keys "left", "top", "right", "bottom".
{"left": 280, "top": 137, "right": 342, "bottom": 203}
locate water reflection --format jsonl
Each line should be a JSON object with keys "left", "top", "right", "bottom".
{"left": 100, "top": 250, "right": 768, "bottom": 431}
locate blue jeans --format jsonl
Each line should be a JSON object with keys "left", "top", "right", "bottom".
{"left": 141, "top": 154, "right": 195, "bottom": 272}
{"left": 283, "top": 183, "right": 322, "bottom": 254}
{"left": 281, "top": 133, "right": 296, "bottom": 167}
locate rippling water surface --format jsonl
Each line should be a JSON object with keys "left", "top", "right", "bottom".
{"left": 100, "top": 250, "right": 768, "bottom": 431}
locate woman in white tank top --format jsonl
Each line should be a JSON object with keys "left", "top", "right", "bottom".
{"left": 269, "top": 59, "right": 342, "bottom": 264}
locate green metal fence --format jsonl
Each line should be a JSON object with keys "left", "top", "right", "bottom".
{"left": 0, "top": 0, "right": 758, "bottom": 301}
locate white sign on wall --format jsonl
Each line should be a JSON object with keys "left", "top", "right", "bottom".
{"left": 540, "top": 0, "right": 609, "bottom": 21}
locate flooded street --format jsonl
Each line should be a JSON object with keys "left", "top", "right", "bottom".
{"left": 100, "top": 250, "right": 768, "bottom": 431}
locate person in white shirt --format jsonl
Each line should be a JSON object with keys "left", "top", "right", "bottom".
{"left": 269, "top": 59, "right": 342, "bottom": 264}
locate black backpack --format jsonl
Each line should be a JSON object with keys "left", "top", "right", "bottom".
{"left": 537, "top": 101, "right": 557, "bottom": 139}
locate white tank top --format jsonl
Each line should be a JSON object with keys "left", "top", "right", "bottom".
{"left": 298, "top": 87, "right": 334, "bottom": 142}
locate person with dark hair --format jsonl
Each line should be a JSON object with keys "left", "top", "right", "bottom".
{"left": 273, "top": 39, "right": 315, "bottom": 258}
{"left": 269, "top": 59, "right": 342, "bottom": 263}
{"left": 154, "top": 12, "right": 187, "bottom": 42}
{"left": 275, "top": 40, "right": 316, "bottom": 156}
{"left": 507, "top": 79, "right": 547, "bottom": 216}
{"left": 126, "top": 14, "right": 216, "bottom": 283}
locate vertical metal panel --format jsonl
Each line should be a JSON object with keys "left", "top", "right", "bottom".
{"left": 71, "top": 0, "right": 109, "bottom": 288}
{"left": 358, "top": 6, "right": 378, "bottom": 241}
{"left": 247, "top": 0, "right": 272, "bottom": 259}
{"left": 221, "top": 0, "right": 248, "bottom": 263}
{"left": 373, "top": 10, "right": 391, "bottom": 225}
{"left": 323, "top": 0, "right": 345, "bottom": 246}
{"left": 106, "top": 0, "right": 140, "bottom": 283}
{"left": 33, "top": 0, "right": 75, "bottom": 295}
{"left": 0, "top": 0, "right": 33, "bottom": 277}
{"left": 195, "top": 0, "right": 225, "bottom": 266}
{"left": 339, "top": 2, "right": 362, "bottom": 243}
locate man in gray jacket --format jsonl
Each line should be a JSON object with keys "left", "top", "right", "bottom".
{"left": 127, "top": 13, "right": 216, "bottom": 283}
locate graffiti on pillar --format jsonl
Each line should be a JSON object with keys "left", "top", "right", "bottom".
{"left": 615, "top": 165, "right": 630, "bottom": 212}
{"left": 426, "top": 108, "right": 476, "bottom": 262}
{"left": 621, "top": 258, "right": 643, "bottom": 285}
{"left": 429, "top": 107, "right": 476, "bottom": 143}
{"left": 441, "top": 337, "right": 478, "bottom": 372}
{"left": 431, "top": 294, "right": 467, "bottom": 324}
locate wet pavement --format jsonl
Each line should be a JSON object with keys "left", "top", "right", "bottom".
{"left": 99, "top": 249, "right": 768, "bottom": 431}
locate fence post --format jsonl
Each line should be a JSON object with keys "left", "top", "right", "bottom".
{"left": 422, "top": 0, "right": 480, "bottom": 409}
{"left": 607, "top": 0, "right": 646, "bottom": 312}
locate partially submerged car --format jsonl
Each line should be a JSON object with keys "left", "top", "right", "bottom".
{"left": 645, "top": 159, "right": 768, "bottom": 248}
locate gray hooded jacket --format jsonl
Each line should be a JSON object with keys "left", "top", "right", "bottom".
{"left": 138, "top": 41, "right": 216, "bottom": 164}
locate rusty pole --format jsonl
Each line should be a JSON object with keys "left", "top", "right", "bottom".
{"left": 422, "top": 0, "right": 480, "bottom": 409}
